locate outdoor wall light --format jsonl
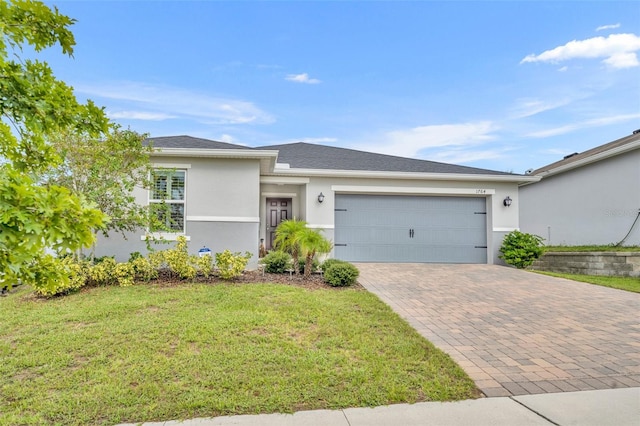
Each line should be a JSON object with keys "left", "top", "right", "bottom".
{"left": 503, "top": 196, "right": 513, "bottom": 207}
{"left": 317, "top": 192, "right": 325, "bottom": 203}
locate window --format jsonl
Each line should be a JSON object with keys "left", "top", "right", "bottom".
{"left": 149, "top": 169, "right": 185, "bottom": 232}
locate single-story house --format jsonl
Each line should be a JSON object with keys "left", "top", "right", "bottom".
{"left": 95, "top": 135, "right": 539, "bottom": 268}
{"left": 519, "top": 130, "right": 640, "bottom": 246}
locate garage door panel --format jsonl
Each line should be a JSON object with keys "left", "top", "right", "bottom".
{"left": 415, "top": 228, "right": 485, "bottom": 245}
{"left": 337, "top": 226, "right": 408, "bottom": 243}
{"left": 335, "top": 194, "right": 487, "bottom": 263}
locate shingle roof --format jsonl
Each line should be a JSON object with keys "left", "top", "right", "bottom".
{"left": 257, "top": 142, "right": 515, "bottom": 175}
{"left": 146, "top": 136, "right": 516, "bottom": 175}
{"left": 528, "top": 130, "right": 640, "bottom": 176}
{"left": 145, "top": 135, "right": 252, "bottom": 150}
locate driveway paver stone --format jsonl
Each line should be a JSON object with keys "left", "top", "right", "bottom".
{"left": 356, "top": 263, "right": 640, "bottom": 397}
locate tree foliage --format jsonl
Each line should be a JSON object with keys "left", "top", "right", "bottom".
{"left": 45, "top": 127, "right": 153, "bottom": 237}
{"left": 274, "top": 219, "right": 307, "bottom": 275}
{"left": 298, "top": 227, "right": 332, "bottom": 277}
{"left": 0, "top": 0, "right": 109, "bottom": 289}
{"left": 274, "top": 219, "right": 332, "bottom": 277}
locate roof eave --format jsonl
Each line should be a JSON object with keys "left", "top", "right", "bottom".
{"left": 152, "top": 148, "right": 279, "bottom": 171}
{"left": 530, "top": 138, "right": 640, "bottom": 180}
{"left": 266, "top": 167, "right": 541, "bottom": 183}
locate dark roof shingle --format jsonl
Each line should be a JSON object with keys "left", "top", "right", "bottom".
{"left": 146, "top": 135, "right": 252, "bottom": 150}
{"left": 257, "top": 142, "right": 514, "bottom": 175}
{"left": 147, "top": 136, "right": 516, "bottom": 175}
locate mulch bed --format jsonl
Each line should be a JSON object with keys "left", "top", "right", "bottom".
{"left": 6, "top": 271, "right": 362, "bottom": 300}
{"left": 151, "top": 269, "right": 363, "bottom": 291}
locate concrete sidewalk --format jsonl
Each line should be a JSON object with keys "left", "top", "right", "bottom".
{"left": 117, "top": 387, "right": 640, "bottom": 426}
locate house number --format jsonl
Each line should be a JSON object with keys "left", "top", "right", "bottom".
{"left": 475, "top": 189, "right": 487, "bottom": 194}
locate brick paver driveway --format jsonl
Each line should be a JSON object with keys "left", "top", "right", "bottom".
{"left": 357, "top": 263, "right": 640, "bottom": 397}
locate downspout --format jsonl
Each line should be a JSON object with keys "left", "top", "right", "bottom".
{"left": 615, "top": 209, "right": 640, "bottom": 246}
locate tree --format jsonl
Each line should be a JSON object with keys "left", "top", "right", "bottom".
{"left": 0, "top": 0, "right": 110, "bottom": 290}
{"left": 274, "top": 219, "right": 307, "bottom": 275}
{"left": 45, "top": 127, "right": 153, "bottom": 238}
{"left": 298, "top": 228, "right": 332, "bottom": 278}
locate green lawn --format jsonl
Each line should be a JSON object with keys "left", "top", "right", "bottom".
{"left": 0, "top": 283, "right": 478, "bottom": 426}
{"left": 544, "top": 245, "right": 640, "bottom": 252}
{"left": 535, "top": 271, "right": 640, "bottom": 293}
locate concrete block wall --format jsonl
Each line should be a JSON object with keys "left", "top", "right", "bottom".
{"left": 530, "top": 252, "right": 640, "bottom": 277}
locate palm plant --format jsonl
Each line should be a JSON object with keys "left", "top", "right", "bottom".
{"left": 298, "top": 228, "right": 333, "bottom": 277}
{"left": 273, "top": 219, "right": 307, "bottom": 275}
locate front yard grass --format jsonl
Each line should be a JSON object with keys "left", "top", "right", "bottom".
{"left": 544, "top": 245, "right": 640, "bottom": 252}
{"left": 535, "top": 271, "right": 640, "bottom": 293}
{"left": 0, "top": 283, "right": 478, "bottom": 426}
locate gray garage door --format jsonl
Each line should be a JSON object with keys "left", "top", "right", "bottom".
{"left": 334, "top": 194, "right": 487, "bottom": 263}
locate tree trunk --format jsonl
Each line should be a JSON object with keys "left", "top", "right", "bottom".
{"left": 304, "top": 250, "right": 315, "bottom": 278}
{"left": 292, "top": 247, "right": 300, "bottom": 275}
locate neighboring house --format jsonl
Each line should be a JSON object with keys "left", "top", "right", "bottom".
{"left": 95, "top": 135, "right": 538, "bottom": 268}
{"left": 519, "top": 130, "right": 640, "bottom": 246}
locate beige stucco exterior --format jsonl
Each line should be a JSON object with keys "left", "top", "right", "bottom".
{"left": 259, "top": 174, "right": 522, "bottom": 265}
{"left": 94, "top": 145, "right": 536, "bottom": 268}
{"left": 520, "top": 148, "right": 640, "bottom": 246}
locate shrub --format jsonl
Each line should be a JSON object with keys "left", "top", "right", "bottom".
{"left": 89, "top": 257, "right": 118, "bottom": 286}
{"left": 196, "top": 254, "right": 214, "bottom": 278}
{"left": 163, "top": 236, "right": 197, "bottom": 280}
{"left": 324, "top": 262, "right": 359, "bottom": 287}
{"left": 216, "top": 250, "right": 252, "bottom": 280}
{"left": 321, "top": 258, "right": 347, "bottom": 273}
{"left": 131, "top": 256, "right": 158, "bottom": 282}
{"left": 32, "top": 255, "right": 89, "bottom": 297}
{"left": 261, "top": 251, "right": 292, "bottom": 274}
{"left": 113, "top": 262, "right": 136, "bottom": 287}
{"left": 297, "top": 257, "right": 319, "bottom": 274}
{"left": 128, "top": 251, "right": 143, "bottom": 262}
{"left": 499, "top": 230, "right": 544, "bottom": 269}
{"left": 148, "top": 250, "right": 166, "bottom": 270}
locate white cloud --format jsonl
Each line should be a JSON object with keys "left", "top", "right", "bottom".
{"left": 596, "top": 23, "right": 621, "bottom": 32}
{"left": 427, "top": 148, "right": 510, "bottom": 165}
{"left": 285, "top": 73, "right": 321, "bottom": 84}
{"left": 525, "top": 112, "right": 640, "bottom": 138}
{"left": 305, "top": 137, "right": 337, "bottom": 143}
{"left": 76, "top": 81, "right": 274, "bottom": 125}
{"left": 558, "top": 66, "right": 568, "bottom": 72}
{"left": 219, "top": 134, "right": 235, "bottom": 143}
{"left": 602, "top": 52, "right": 639, "bottom": 68}
{"left": 521, "top": 33, "right": 640, "bottom": 69}
{"left": 509, "top": 98, "right": 572, "bottom": 119}
{"left": 353, "top": 121, "right": 498, "bottom": 159}
{"left": 107, "top": 110, "right": 176, "bottom": 121}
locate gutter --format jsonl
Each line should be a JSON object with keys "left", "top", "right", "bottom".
{"left": 265, "top": 167, "right": 541, "bottom": 184}
{"left": 152, "top": 148, "right": 280, "bottom": 170}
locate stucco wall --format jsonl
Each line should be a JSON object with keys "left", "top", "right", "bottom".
{"left": 156, "top": 156, "right": 260, "bottom": 218}
{"left": 519, "top": 150, "right": 640, "bottom": 246}
{"left": 93, "top": 156, "right": 262, "bottom": 268}
{"left": 266, "top": 176, "right": 521, "bottom": 264}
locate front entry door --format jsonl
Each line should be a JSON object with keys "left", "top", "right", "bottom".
{"left": 266, "top": 198, "right": 292, "bottom": 250}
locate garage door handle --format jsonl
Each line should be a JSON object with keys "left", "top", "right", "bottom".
{"left": 409, "top": 229, "right": 415, "bottom": 238}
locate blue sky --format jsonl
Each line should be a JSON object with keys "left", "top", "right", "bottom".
{"left": 42, "top": 1, "right": 640, "bottom": 173}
